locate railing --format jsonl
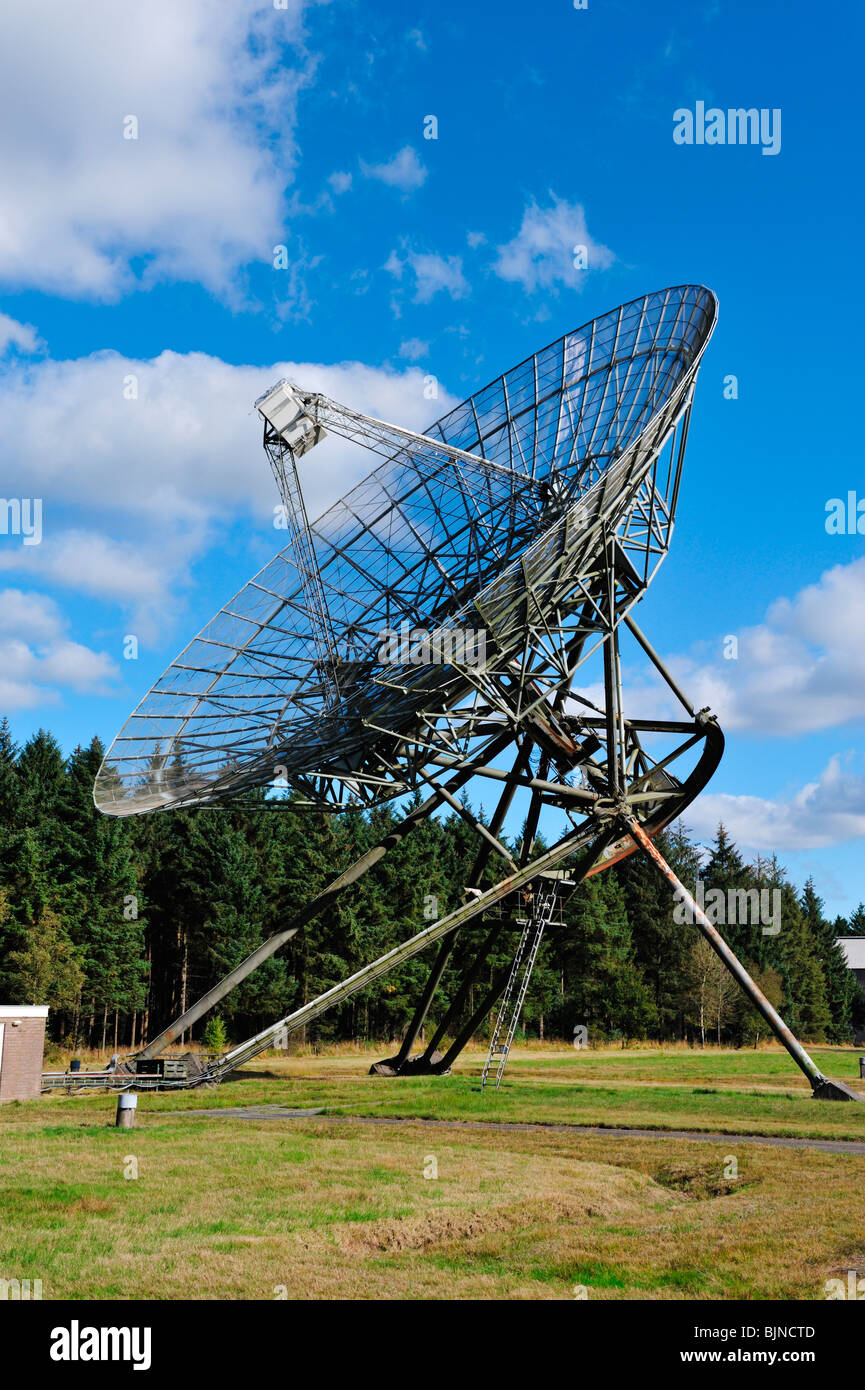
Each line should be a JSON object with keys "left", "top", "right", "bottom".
{"left": 40, "top": 1070, "right": 190, "bottom": 1092}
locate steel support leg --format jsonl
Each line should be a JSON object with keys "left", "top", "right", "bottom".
{"left": 409, "top": 749, "right": 551, "bottom": 1072}
{"left": 420, "top": 821, "right": 623, "bottom": 1073}
{"left": 419, "top": 921, "right": 506, "bottom": 1065}
{"left": 380, "top": 741, "right": 532, "bottom": 1073}
{"left": 625, "top": 817, "right": 861, "bottom": 1100}
{"left": 431, "top": 965, "right": 512, "bottom": 1074}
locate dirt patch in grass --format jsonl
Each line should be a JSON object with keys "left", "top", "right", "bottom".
{"left": 342, "top": 1204, "right": 523, "bottom": 1254}
{"left": 68, "top": 1196, "right": 116, "bottom": 1215}
{"left": 652, "top": 1160, "right": 747, "bottom": 1200}
{"left": 340, "top": 1165, "right": 680, "bottom": 1256}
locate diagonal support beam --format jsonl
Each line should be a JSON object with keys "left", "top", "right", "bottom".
{"left": 137, "top": 733, "right": 514, "bottom": 1058}
{"left": 624, "top": 817, "right": 862, "bottom": 1100}
{"left": 207, "top": 822, "right": 601, "bottom": 1080}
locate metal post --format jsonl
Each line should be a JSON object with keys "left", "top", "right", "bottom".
{"left": 424, "top": 822, "right": 623, "bottom": 1073}
{"left": 116, "top": 1093, "right": 137, "bottom": 1129}
{"left": 413, "top": 748, "right": 549, "bottom": 1071}
{"left": 624, "top": 613, "right": 695, "bottom": 718}
{"left": 419, "top": 922, "right": 505, "bottom": 1065}
{"left": 602, "top": 626, "right": 619, "bottom": 798}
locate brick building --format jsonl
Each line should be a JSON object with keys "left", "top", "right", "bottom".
{"left": 0, "top": 1006, "right": 48, "bottom": 1102}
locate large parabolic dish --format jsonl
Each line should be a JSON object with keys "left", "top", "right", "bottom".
{"left": 95, "top": 285, "right": 718, "bottom": 818}
{"left": 98, "top": 283, "right": 857, "bottom": 1101}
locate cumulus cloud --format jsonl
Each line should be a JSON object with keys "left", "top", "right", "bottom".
{"left": 0, "top": 313, "right": 43, "bottom": 355}
{"left": 398, "top": 338, "right": 430, "bottom": 361}
{"left": 593, "top": 558, "right": 865, "bottom": 853}
{"left": 0, "top": 589, "right": 65, "bottom": 642}
{"left": 0, "top": 347, "right": 456, "bottom": 520}
{"left": 594, "top": 558, "right": 865, "bottom": 740}
{"left": 687, "top": 756, "right": 865, "bottom": 851}
{"left": 0, "top": 343, "right": 460, "bottom": 638}
{"left": 493, "top": 196, "right": 615, "bottom": 293}
{"left": 327, "top": 171, "right": 353, "bottom": 195}
{"left": 384, "top": 247, "right": 469, "bottom": 304}
{"left": 360, "top": 146, "right": 427, "bottom": 192}
{"left": 0, "top": 531, "right": 186, "bottom": 644}
{"left": 0, "top": 0, "right": 314, "bottom": 300}
{"left": 672, "top": 558, "right": 865, "bottom": 736}
{"left": 0, "top": 588, "right": 117, "bottom": 709}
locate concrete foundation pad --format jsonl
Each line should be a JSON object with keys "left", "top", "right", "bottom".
{"left": 812, "top": 1077, "right": 865, "bottom": 1102}
{"left": 370, "top": 1051, "right": 450, "bottom": 1077}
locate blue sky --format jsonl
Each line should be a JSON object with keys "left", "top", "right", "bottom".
{"left": 1, "top": 0, "right": 863, "bottom": 915}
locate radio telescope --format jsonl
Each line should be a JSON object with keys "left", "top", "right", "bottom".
{"left": 95, "top": 285, "right": 858, "bottom": 1099}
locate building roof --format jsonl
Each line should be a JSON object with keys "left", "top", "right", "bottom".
{"left": 836, "top": 937, "right": 865, "bottom": 970}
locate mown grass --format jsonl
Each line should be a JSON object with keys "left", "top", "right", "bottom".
{"left": 19, "top": 1043, "right": 865, "bottom": 1140}
{"left": 1, "top": 1045, "right": 864, "bottom": 1300}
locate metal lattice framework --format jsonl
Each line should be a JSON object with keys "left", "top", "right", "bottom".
{"left": 95, "top": 285, "right": 716, "bottom": 819}
{"left": 96, "top": 285, "right": 857, "bottom": 1100}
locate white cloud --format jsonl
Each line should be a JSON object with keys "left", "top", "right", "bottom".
{"left": 688, "top": 756, "right": 865, "bottom": 851}
{"left": 398, "top": 338, "right": 430, "bottom": 361}
{"left": 0, "top": 347, "right": 457, "bottom": 519}
{"left": 672, "top": 558, "right": 865, "bottom": 736}
{"left": 596, "top": 558, "right": 865, "bottom": 853}
{"left": 411, "top": 253, "right": 468, "bottom": 303}
{"left": 0, "top": 0, "right": 314, "bottom": 300}
{"left": 0, "top": 589, "right": 64, "bottom": 642}
{"left": 0, "top": 531, "right": 187, "bottom": 644}
{"left": 0, "top": 313, "right": 43, "bottom": 355}
{"left": 0, "top": 588, "right": 117, "bottom": 709}
{"left": 0, "top": 532, "right": 172, "bottom": 604}
{"left": 0, "top": 342, "right": 461, "bottom": 636}
{"left": 328, "top": 170, "right": 353, "bottom": 195}
{"left": 595, "top": 558, "right": 865, "bottom": 740}
{"left": 360, "top": 146, "right": 427, "bottom": 192}
{"left": 493, "top": 196, "right": 615, "bottom": 293}
{"left": 385, "top": 248, "right": 469, "bottom": 304}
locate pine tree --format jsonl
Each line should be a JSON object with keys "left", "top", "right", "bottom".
{"left": 8, "top": 906, "right": 84, "bottom": 1008}
{"left": 772, "top": 880, "right": 832, "bottom": 1040}
{"left": 848, "top": 904, "right": 865, "bottom": 935}
{"left": 733, "top": 964, "right": 784, "bottom": 1047}
{"left": 0, "top": 707, "right": 860, "bottom": 1054}
{"left": 703, "top": 823, "right": 752, "bottom": 955}
{"left": 56, "top": 739, "right": 148, "bottom": 1045}
{"left": 800, "top": 877, "right": 854, "bottom": 1042}
{"left": 0, "top": 717, "right": 19, "bottom": 851}
{"left": 615, "top": 832, "right": 688, "bottom": 1039}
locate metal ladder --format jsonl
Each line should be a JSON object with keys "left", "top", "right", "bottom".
{"left": 480, "top": 882, "right": 557, "bottom": 1090}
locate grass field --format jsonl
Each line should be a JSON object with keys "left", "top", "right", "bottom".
{"left": 3, "top": 1044, "right": 865, "bottom": 1300}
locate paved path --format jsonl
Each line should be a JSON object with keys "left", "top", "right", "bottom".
{"left": 172, "top": 1104, "right": 865, "bottom": 1154}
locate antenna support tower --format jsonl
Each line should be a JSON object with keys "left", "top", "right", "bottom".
{"left": 96, "top": 287, "right": 860, "bottom": 1101}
